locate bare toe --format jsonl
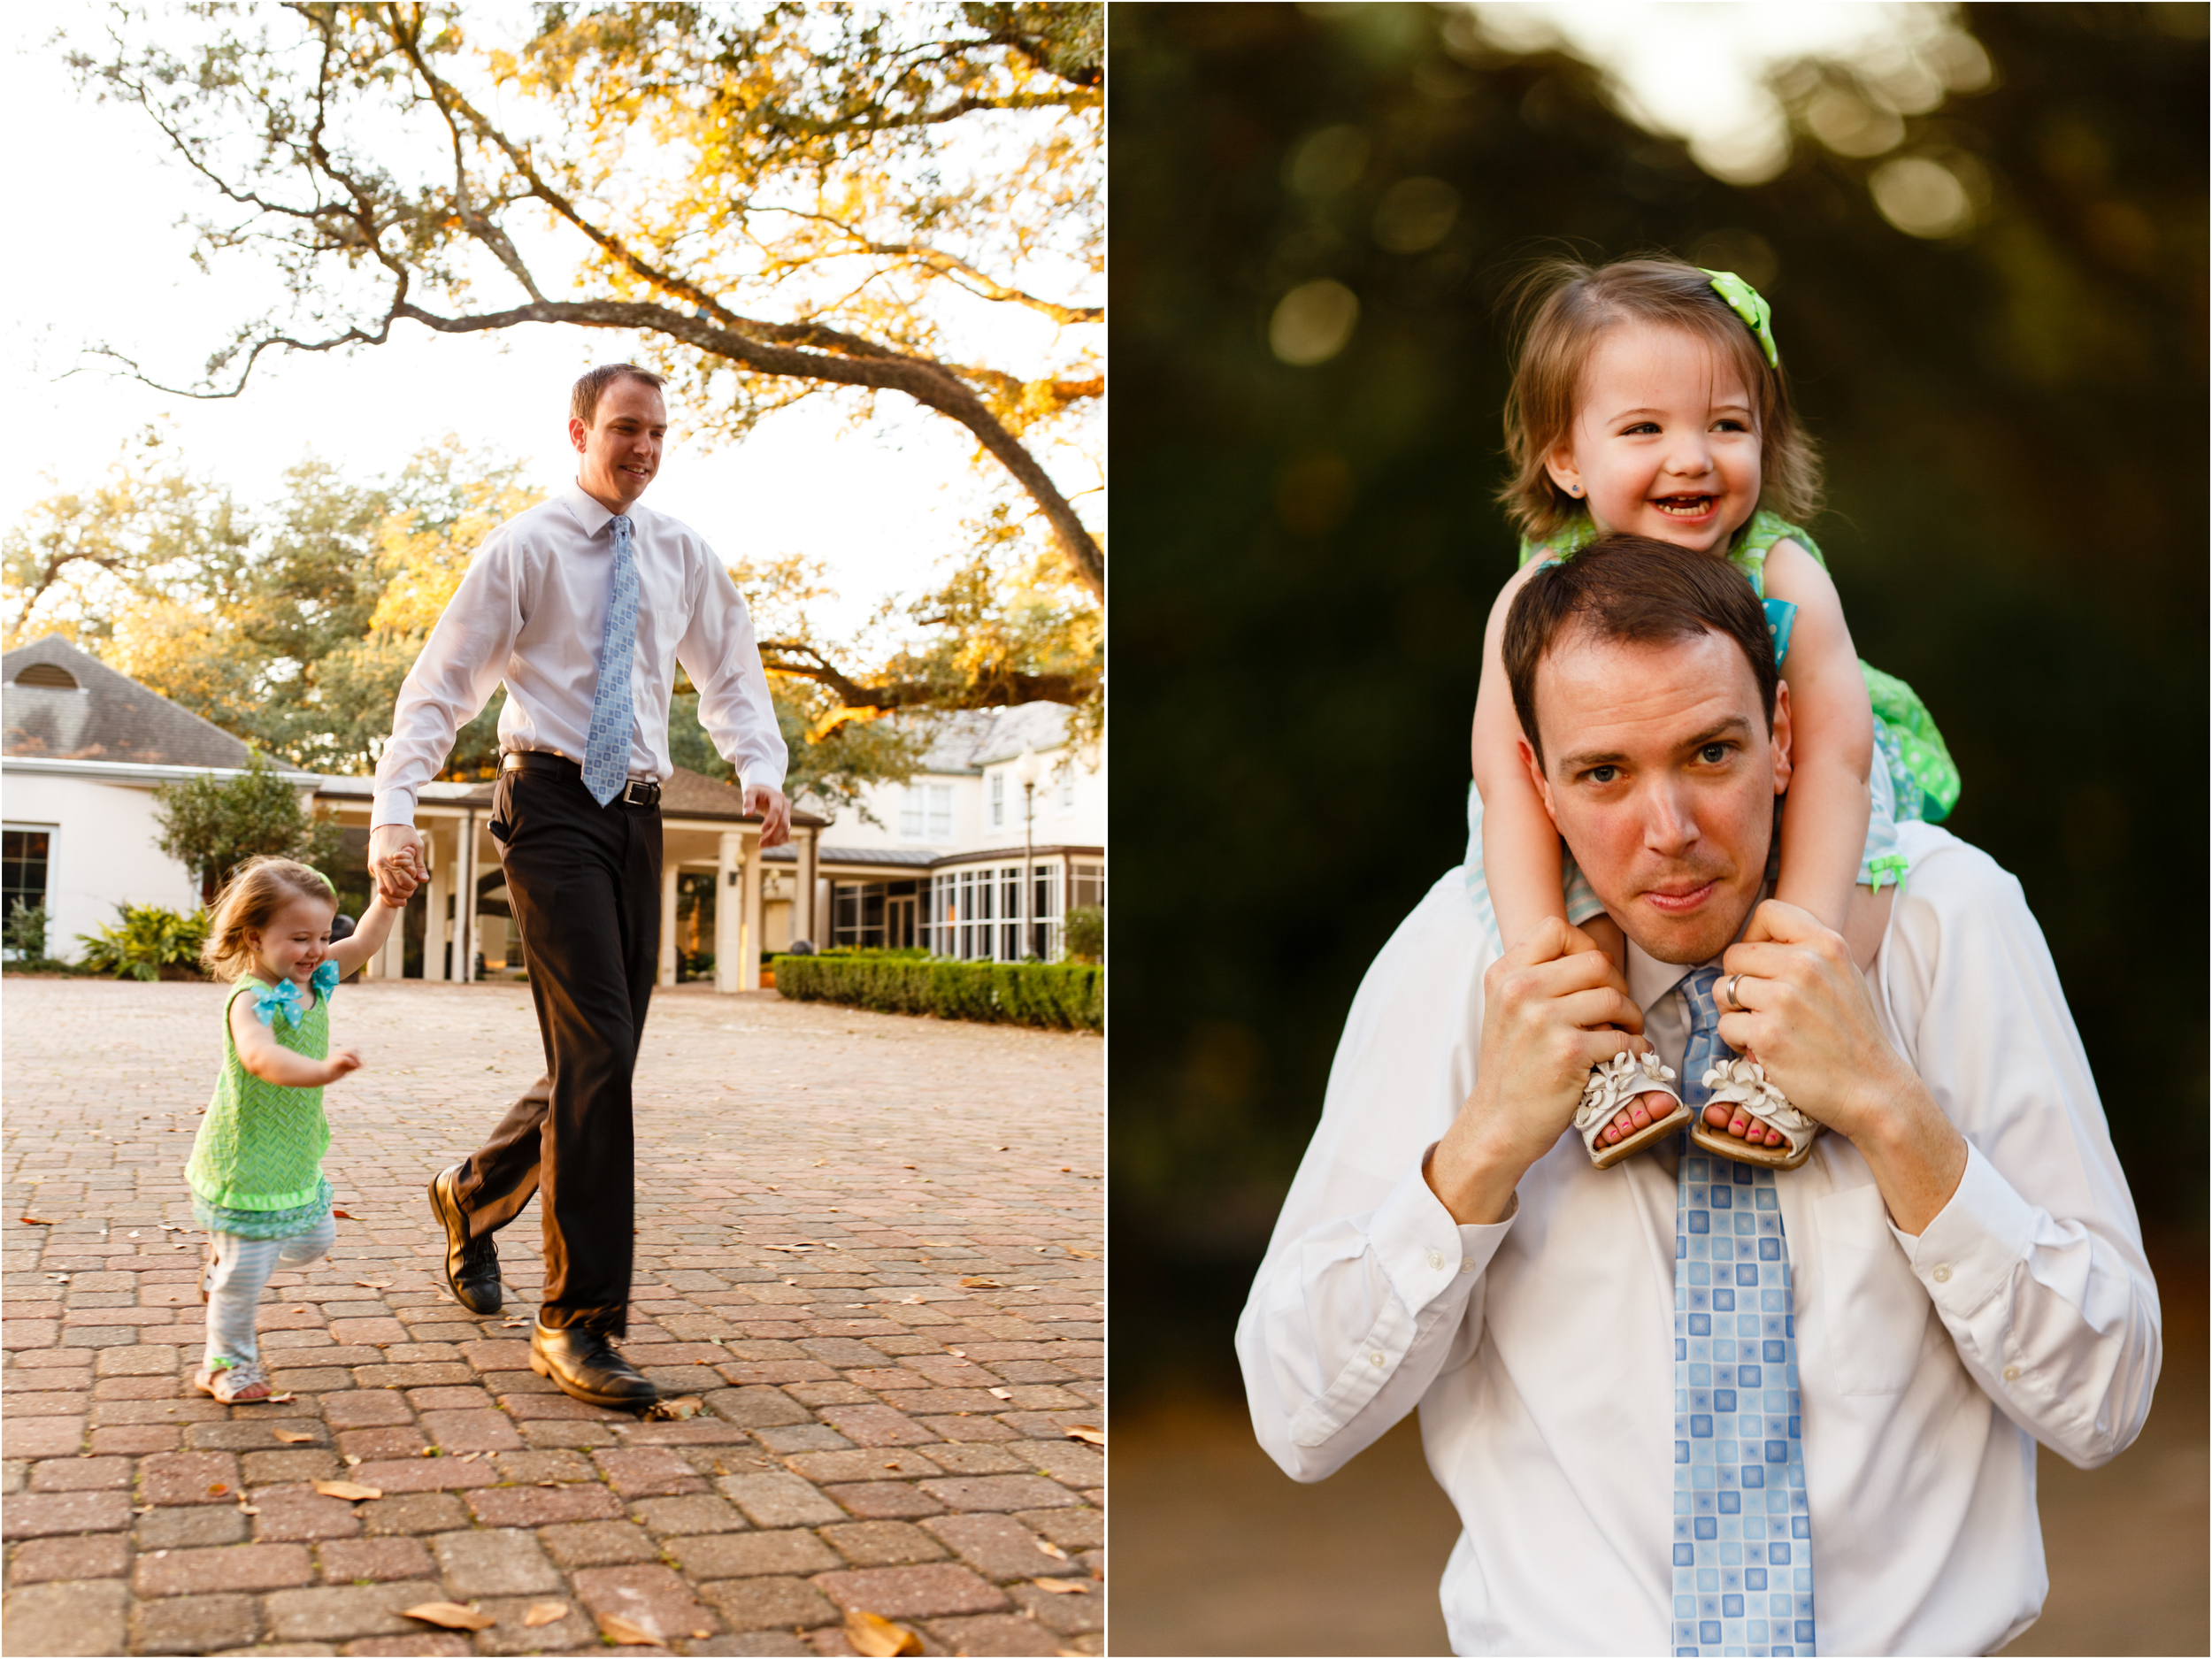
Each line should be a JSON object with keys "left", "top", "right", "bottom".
{"left": 1726, "top": 1114, "right": 1752, "bottom": 1141}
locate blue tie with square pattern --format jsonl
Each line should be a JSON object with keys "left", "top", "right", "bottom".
{"left": 581, "top": 513, "right": 639, "bottom": 806}
{"left": 1674, "top": 965, "right": 1816, "bottom": 1657}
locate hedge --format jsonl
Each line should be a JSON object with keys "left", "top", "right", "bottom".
{"left": 771, "top": 951, "right": 1102, "bottom": 1031}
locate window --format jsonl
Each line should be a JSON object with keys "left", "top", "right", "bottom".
{"left": 3, "top": 826, "right": 53, "bottom": 952}
{"left": 1000, "top": 864, "right": 1024, "bottom": 960}
{"left": 1071, "top": 860, "right": 1105, "bottom": 913}
{"left": 1057, "top": 760, "right": 1076, "bottom": 811}
{"left": 900, "top": 781, "right": 953, "bottom": 841}
{"left": 989, "top": 772, "right": 1004, "bottom": 828}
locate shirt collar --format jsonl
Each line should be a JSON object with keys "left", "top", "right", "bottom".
{"left": 561, "top": 481, "right": 620, "bottom": 539}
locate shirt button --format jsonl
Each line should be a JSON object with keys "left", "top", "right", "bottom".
{"left": 2002, "top": 1365, "right": 2021, "bottom": 1381}
{"left": 1369, "top": 1352, "right": 1386, "bottom": 1367}
{"left": 1461, "top": 1257, "right": 1477, "bottom": 1273}
{"left": 1931, "top": 1263, "right": 1952, "bottom": 1284}
{"left": 1426, "top": 1249, "right": 1444, "bottom": 1271}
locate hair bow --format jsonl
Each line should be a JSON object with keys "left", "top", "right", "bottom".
{"left": 251, "top": 962, "right": 340, "bottom": 1028}
{"left": 1701, "top": 268, "right": 1779, "bottom": 368}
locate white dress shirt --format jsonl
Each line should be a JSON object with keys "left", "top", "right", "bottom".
{"left": 371, "top": 483, "right": 787, "bottom": 828}
{"left": 1237, "top": 821, "right": 2160, "bottom": 1655}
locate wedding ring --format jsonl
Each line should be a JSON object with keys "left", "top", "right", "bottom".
{"left": 1722, "top": 972, "right": 1747, "bottom": 1012}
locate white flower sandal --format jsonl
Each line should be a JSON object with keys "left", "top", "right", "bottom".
{"left": 192, "top": 1356, "right": 273, "bottom": 1403}
{"left": 1577, "top": 1050, "right": 1692, "bottom": 1170}
{"left": 1688, "top": 1054, "right": 1822, "bottom": 1171}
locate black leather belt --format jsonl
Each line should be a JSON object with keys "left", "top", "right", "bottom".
{"left": 501, "top": 749, "right": 661, "bottom": 808}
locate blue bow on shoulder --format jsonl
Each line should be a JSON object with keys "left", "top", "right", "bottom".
{"left": 253, "top": 962, "right": 341, "bottom": 1028}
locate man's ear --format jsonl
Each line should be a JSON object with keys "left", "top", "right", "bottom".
{"left": 1518, "top": 736, "right": 1560, "bottom": 828}
{"left": 567, "top": 415, "right": 589, "bottom": 455}
{"left": 1769, "top": 680, "right": 1793, "bottom": 797}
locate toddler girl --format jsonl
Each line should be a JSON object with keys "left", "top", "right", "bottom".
{"left": 1468, "top": 255, "right": 1956, "bottom": 1171}
{"left": 186, "top": 856, "right": 413, "bottom": 1402}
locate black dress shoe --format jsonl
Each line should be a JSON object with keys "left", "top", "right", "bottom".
{"left": 529, "top": 1323, "right": 658, "bottom": 1409}
{"left": 427, "top": 1163, "right": 502, "bottom": 1316}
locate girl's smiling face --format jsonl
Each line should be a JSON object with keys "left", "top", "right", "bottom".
{"left": 1545, "top": 321, "right": 1763, "bottom": 556}
{"left": 250, "top": 892, "right": 338, "bottom": 986}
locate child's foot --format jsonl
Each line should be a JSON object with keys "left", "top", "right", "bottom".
{"left": 1701, "top": 1102, "right": 1788, "bottom": 1149}
{"left": 1599, "top": 1089, "right": 1683, "bottom": 1148}
{"left": 192, "top": 1357, "right": 272, "bottom": 1403}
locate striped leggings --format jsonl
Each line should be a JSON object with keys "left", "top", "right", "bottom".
{"left": 203, "top": 1212, "right": 337, "bottom": 1364}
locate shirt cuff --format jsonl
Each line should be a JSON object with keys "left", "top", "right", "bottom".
{"left": 1371, "top": 1146, "right": 1517, "bottom": 1314}
{"left": 370, "top": 791, "right": 417, "bottom": 832}
{"left": 739, "top": 770, "right": 787, "bottom": 797}
{"left": 1890, "top": 1141, "right": 2038, "bottom": 1317}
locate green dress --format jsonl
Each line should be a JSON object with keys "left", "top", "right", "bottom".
{"left": 1517, "top": 509, "right": 1962, "bottom": 824}
{"left": 185, "top": 975, "right": 335, "bottom": 1240}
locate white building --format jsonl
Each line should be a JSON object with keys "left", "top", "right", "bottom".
{"left": 800, "top": 704, "right": 1105, "bottom": 962}
{"left": 2, "top": 635, "right": 314, "bottom": 960}
{"left": 4, "top": 635, "right": 1103, "bottom": 978}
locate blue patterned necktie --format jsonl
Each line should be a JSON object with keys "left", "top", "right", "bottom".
{"left": 1674, "top": 966, "right": 1816, "bottom": 1657}
{"left": 581, "top": 513, "right": 640, "bottom": 806}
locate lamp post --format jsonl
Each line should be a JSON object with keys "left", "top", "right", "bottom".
{"left": 1012, "top": 746, "right": 1042, "bottom": 959}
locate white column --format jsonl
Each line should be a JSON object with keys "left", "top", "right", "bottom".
{"left": 658, "top": 861, "right": 680, "bottom": 987}
{"left": 456, "top": 812, "right": 477, "bottom": 982}
{"left": 424, "top": 824, "right": 449, "bottom": 982}
{"left": 740, "top": 827, "right": 764, "bottom": 991}
{"left": 714, "top": 832, "right": 741, "bottom": 994}
{"left": 380, "top": 893, "right": 409, "bottom": 980}
{"left": 795, "top": 826, "right": 819, "bottom": 947}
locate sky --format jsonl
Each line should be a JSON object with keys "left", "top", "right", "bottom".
{"left": 2, "top": 5, "right": 1097, "bottom": 642}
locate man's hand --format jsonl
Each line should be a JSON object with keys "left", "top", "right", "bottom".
{"left": 745, "top": 784, "right": 791, "bottom": 849}
{"left": 368, "top": 825, "right": 425, "bottom": 907}
{"left": 1425, "top": 918, "right": 1644, "bottom": 1225}
{"left": 1720, "top": 899, "right": 1966, "bottom": 1233}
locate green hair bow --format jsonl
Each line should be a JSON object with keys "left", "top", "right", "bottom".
{"left": 1701, "top": 268, "right": 1778, "bottom": 369}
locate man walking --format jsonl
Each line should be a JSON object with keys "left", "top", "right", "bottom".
{"left": 369, "top": 364, "right": 789, "bottom": 1408}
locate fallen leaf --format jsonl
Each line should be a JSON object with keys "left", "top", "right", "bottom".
{"left": 207, "top": 1483, "right": 229, "bottom": 1496}
{"left": 352, "top": 1279, "right": 389, "bottom": 1289}
{"left": 1036, "top": 1577, "right": 1093, "bottom": 1594}
{"left": 1064, "top": 1425, "right": 1105, "bottom": 1447}
{"left": 403, "top": 1601, "right": 496, "bottom": 1631}
{"left": 843, "top": 1609, "right": 923, "bottom": 1657}
{"left": 344, "top": 1455, "right": 362, "bottom": 1466}
{"left": 960, "top": 1277, "right": 1003, "bottom": 1289}
{"left": 18, "top": 1217, "right": 50, "bottom": 1225}
{"left": 522, "top": 1601, "right": 568, "bottom": 1628}
{"left": 311, "top": 1479, "right": 383, "bottom": 1502}
{"left": 1037, "top": 1539, "right": 1070, "bottom": 1561}
{"left": 331, "top": 1209, "right": 354, "bottom": 1219}
{"left": 596, "top": 1612, "right": 665, "bottom": 1646}
{"left": 989, "top": 1387, "right": 1013, "bottom": 1400}
{"left": 647, "top": 1397, "right": 702, "bottom": 1420}
{"left": 272, "top": 1428, "right": 318, "bottom": 1444}
{"left": 236, "top": 1502, "right": 261, "bottom": 1516}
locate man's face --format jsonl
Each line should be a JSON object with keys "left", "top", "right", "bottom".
{"left": 1521, "top": 626, "right": 1791, "bottom": 965}
{"left": 569, "top": 377, "right": 668, "bottom": 510}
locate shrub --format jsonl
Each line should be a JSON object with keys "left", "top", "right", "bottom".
{"left": 4, "top": 901, "right": 50, "bottom": 963}
{"left": 153, "top": 754, "right": 347, "bottom": 903}
{"left": 76, "top": 903, "right": 211, "bottom": 981}
{"left": 772, "top": 950, "right": 1102, "bottom": 1031}
{"left": 1064, "top": 903, "right": 1104, "bottom": 964}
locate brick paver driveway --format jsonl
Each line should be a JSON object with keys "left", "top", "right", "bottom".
{"left": 2, "top": 979, "right": 1102, "bottom": 1657}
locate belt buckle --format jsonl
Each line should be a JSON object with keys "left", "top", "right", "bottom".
{"left": 621, "top": 780, "right": 657, "bottom": 807}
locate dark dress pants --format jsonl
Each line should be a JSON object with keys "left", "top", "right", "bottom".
{"left": 451, "top": 767, "right": 660, "bottom": 1335}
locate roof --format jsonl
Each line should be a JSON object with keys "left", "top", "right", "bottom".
{"left": 910, "top": 704, "right": 1076, "bottom": 775}
{"left": 2, "top": 634, "right": 256, "bottom": 770}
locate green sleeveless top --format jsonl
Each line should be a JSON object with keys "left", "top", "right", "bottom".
{"left": 185, "top": 976, "right": 334, "bottom": 1235}
{"left": 1518, "top": 510, "right": 1962, "bottom": 822}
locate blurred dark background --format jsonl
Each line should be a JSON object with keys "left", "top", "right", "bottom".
{"left": 1110, "top": 0, "right": 2208, "bottom": 1409}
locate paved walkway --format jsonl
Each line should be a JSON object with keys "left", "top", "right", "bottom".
{"left": 2, "top": 979, "right": 1103, "bottom": 1657}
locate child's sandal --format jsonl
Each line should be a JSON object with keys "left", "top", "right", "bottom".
{"left": 199, "top": 1242, "right": 216, "bottom": 1304}
{"left": 192, "top": 1357, "right": 273, "bottom": 1403}
{"left": 1687, "top": 1054, "right": 1822, "bottom": 1171}
{"left": 1577, "top": 1050, "right": 1692, "bottom": 1170}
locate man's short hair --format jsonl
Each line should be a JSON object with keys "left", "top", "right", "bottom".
{"left": 572, "top": 363, "right": 667, "bottom": 427}
{"left": 1503, "top": 534, "right": 1780, "bottom": 770}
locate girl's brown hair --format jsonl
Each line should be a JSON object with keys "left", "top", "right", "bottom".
{"left": 201, "top": 857, "right": 338, "bottom": 981}
{"left": 1495, "top": 254, "right": 1822, "bottom": 544}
